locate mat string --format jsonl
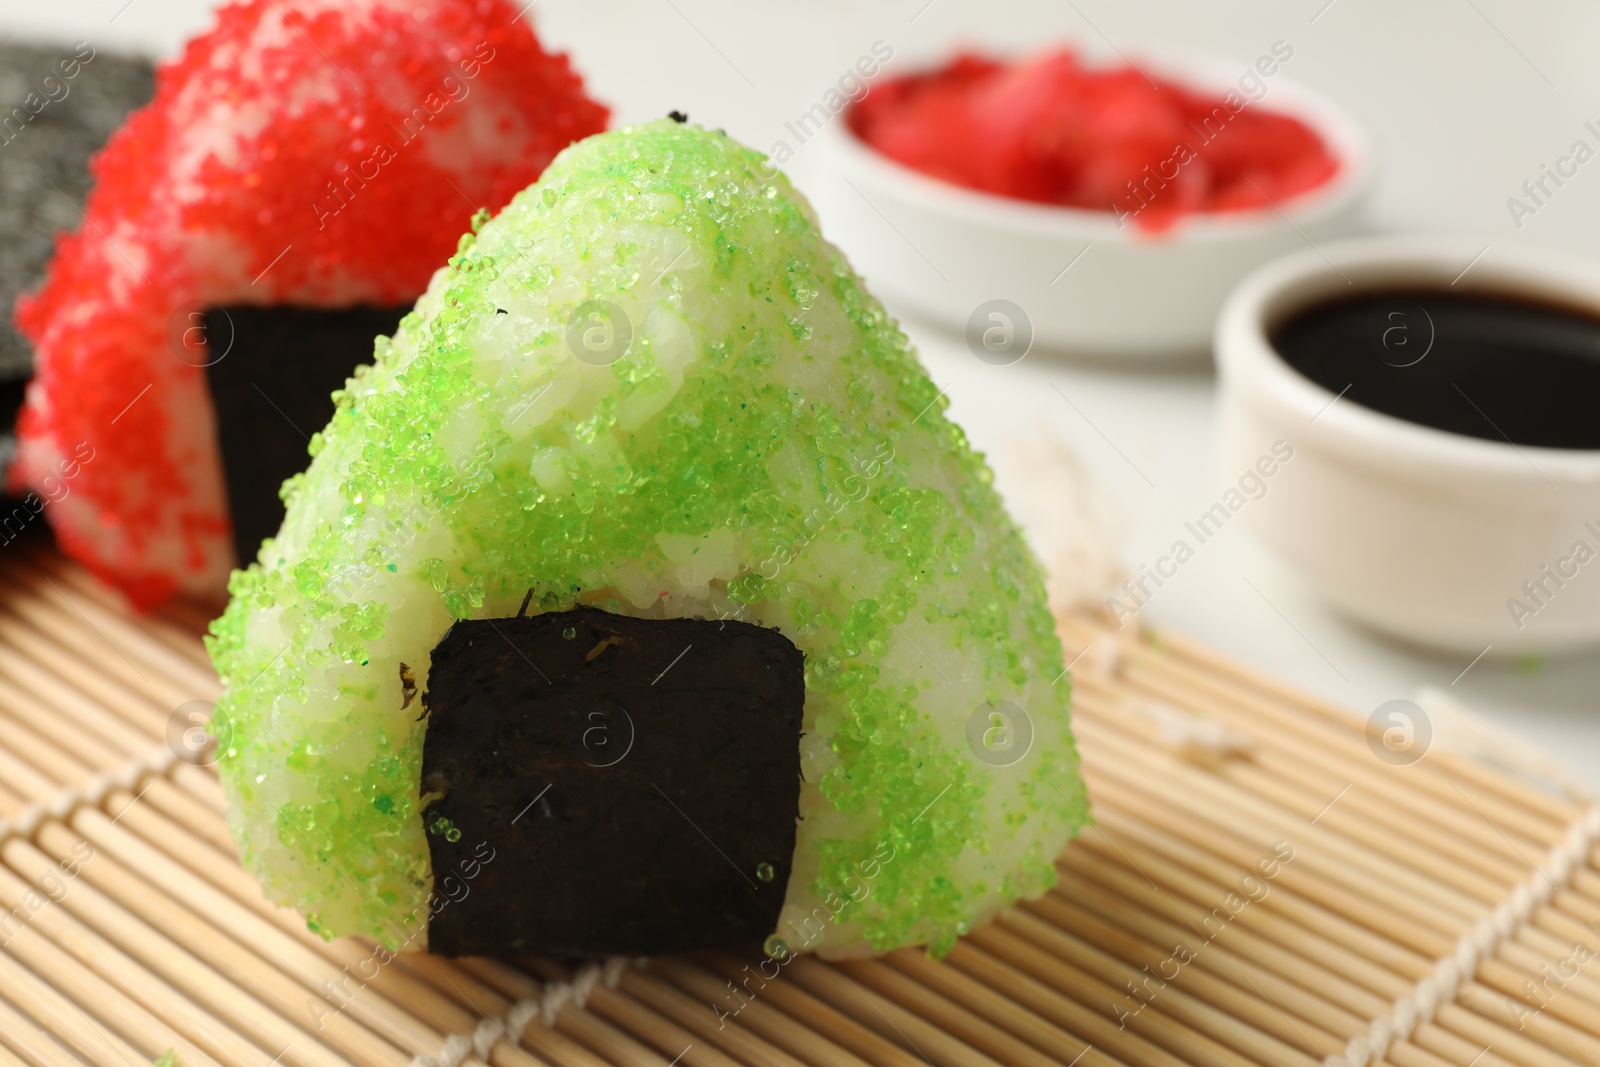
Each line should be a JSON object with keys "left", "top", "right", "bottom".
{"left": 0, "top": 743, "right": 178, "bottom": 844}
{"left": 395, "top": 790, "right": 1600, "bottom": 1067}
{"left": 1325, "top": 803, "right": 1600, "bottom": 1067}
{"left": 410, "top": 956, "right": 639, "bottom": 1067}
{"left": 8, "top": 592, "right": 1592, "bottom": 1067}
{"left": 0, "top": 735, "right": 646, "bottom": 1067}
{"left": 0, "top": 733, "right": 649, "bottom": 1067}
{"left": 1087, "top": 625, "right": 1600, "bottom": 1067}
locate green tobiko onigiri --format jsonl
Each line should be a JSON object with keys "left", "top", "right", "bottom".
{"left": 207, "top": 119, "right": 1087, "bottom": 958}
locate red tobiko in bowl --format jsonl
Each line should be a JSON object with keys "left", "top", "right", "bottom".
{"left": 847, "top": 48, "right": 1341, "bottom": 233}
{"left": 812, "top": 44, "right": 1370, "bottom": 358}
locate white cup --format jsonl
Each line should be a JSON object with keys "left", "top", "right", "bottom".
{"left": 1216, "top": 234, "right": 1600, "bottom": 655}
{"left": 810, "top": 53, "right": 1373, "bottom": 359}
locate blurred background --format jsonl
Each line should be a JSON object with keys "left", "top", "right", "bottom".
{"left": 3, "top": 0, "right": 1598, "bottom": 783}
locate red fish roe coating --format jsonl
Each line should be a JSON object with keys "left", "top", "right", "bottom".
{"left": 14, "top": 0, "right": 607, "bottom": 607}
{"left": 847, "top": 50, "right": 1339, "bottom": 233}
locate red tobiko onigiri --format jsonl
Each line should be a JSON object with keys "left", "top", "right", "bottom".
{"left": 15, "top": 0, "right": 608, "bottom": 607}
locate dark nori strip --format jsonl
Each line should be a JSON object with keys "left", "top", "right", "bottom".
{"left": 421, "top": 606, "right": 804, "bottom": 957}
{"left": 0, "top": 371, "right": 40, "bottom": 547}
{"left": 0, "top": 375, "right": 25, "bottom": 481}
{"left": 204, "top": 303, "right": 407, "bottom": 566}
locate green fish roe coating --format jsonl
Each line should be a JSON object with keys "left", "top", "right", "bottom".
{"left": 206, "top": 120, "right": 1087, "bottom": 957}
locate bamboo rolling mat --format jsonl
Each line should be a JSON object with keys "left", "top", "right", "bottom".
{"left": 0, "top": 540, "right": 1596, "bottom": 1067}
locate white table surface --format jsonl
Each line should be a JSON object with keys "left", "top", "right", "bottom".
{"left": 5, "top": 0, "right": 1598, "bottom": 788}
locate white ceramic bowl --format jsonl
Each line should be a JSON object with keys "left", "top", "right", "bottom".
{"left": 1216, "top": 234, "right": 1600, "bottom": 656}
{"left": 810, "top": 55, "right": 1373, "bottom": 359}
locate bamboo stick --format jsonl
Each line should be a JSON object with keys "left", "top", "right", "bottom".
{"left": 0, "top": 1037, "right": 36, "bottom": 1067}
{"left": 1055, "top": 850, "right": 1396, "bottom": 1018}
{"left": 1052, "top": 867, "right": 1374, "bottom": 1041}
{"left": 1, "top": 567, "right": 221, "bottom": 697}
{"left": 961, "top": 921, "right": 1260, "bottom": 1067}
{"left": 695, "top": 950, "right": 958, "bottom": 1067}
{"left": 1497, "top": 937, "right": 1600, "bottom": 1015}
{"left": 4, "top": 547, "right": 1599, "bottom": 1067}
{"left": 1387, "top": 1042, "right": 1518, "bottom": 1067}
{"left": 1453, "top": 981, "right": 1600, "bottom": 1063}
{"left": 0, "top": 987, "right": 95, "bottom": 1067}
{"left": 66, "top": 802, "right": 469, "bottom": 1058}
{"left": 1072, "top": 686, "right": 1526, "bottom": 893}
{"left": 1148, "top": 626, "right": 1578, "bottom": 825}
{"left": 0, "top": 777, "right": 32, "bottom": 820}
{"left": 137, "top": 777, "right": 239, "bottom": 855}
{"left": 860, "top": 948, "right": 1119, "bottom": 1067}
{"left": 649, "top": 955, "right": 890, "bottom": 1067}
{"left": 614, "top": 966, "right": 811, "bottom": 1067}
{"left": 391, "top": 951, "right": 635, "bottom": 1067}
{"left": 170, "top": 764, "right": 231, "bottom": 815}
{"left": 1062, "top": 825, "right": 1414, "bottom": 1004}
{"left": 0, "top": 642, "right": 156, "bottom": 758}
{"left": 0, "top": 584, "right": 198, "bottom": 713}
{"left": 1026, "top": 890, "right": 1347, "bottom": 1057}
{"left": 1081, "top": 780, "right": 1446, "bottom": 979}
{"left": 1075, "top": 713, "right": 1495, "bottom": 924}
{"left": 26, "top": 820, "right": 411, "bottom": 1067}
{"left": 1075, "top": 716, "right": 1600, "bottom": 1017}
{"left": 1066, "top": 663, "right": 1555, "bottom": 868}
{"left": 0, "top": 742, "right": 62, "bottom": 803}
{"left": 993, "top": 907, "right": 1323, "bottom": 1067}
{"left": 0, "top": 695, "right": 125, "bottom": 780}
{"left": 30, "top": 550, "right": 218, "bottom": 671}
{"left": 0, "top": 905, "right": 226, "bottom": 1067}
{"left": 832, "top": 954, "right": 1100, "bottom": 1067}
{"left": 0, "top": 835, "right": 278, "bottom": 1067}
{"left": 773, "top": 956, "right": 1007, "bottom": 1067}
{"left": 0, "top": 703, "right": 95, "bottom": 790}
{"left": 0, "top": 603, "right": 172, "bottom": 734}
{"left": 1577, "top": 863, "right": 1600, "bottom": 898}
{"left": 1061, "top": 619, "right": 1571, "bottom": 846}
{"left": 934, "top": 938, "right": 1190, "bottom": 1067}
{"left": 1427, "top": 1000, "right": 1581, "bottom": 1067}
{"left": 459, "top": 957, "right": 711, "bottom": 1067}
{"left": 0, "top": 834, "right": 355, "bottom": 1067}
{"left": 70, "top": 790, "right": 569, "bottom": 1067}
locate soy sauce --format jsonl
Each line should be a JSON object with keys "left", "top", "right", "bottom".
{"left": 1270, "top": 290, "right": 1600, "bottom": 450}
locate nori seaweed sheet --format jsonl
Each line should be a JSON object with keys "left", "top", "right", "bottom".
{"left": 0, "top": 371, "right": 41, "bottom": 547}
{"left": 0, "top": 42, "right": 153, "bottom": 469}
{"left": 0, "top": 376, "right": 24, "bottom": 487}
{"left": 421, "top": 606, "right": 804, "bottom": 957}
{"left": 204, "top": 304, "right": 408, "bottom": 567}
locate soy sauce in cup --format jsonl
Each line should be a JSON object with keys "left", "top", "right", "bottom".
{"left": 1271, "top": 290, "right": 1600, "bottom": 449}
